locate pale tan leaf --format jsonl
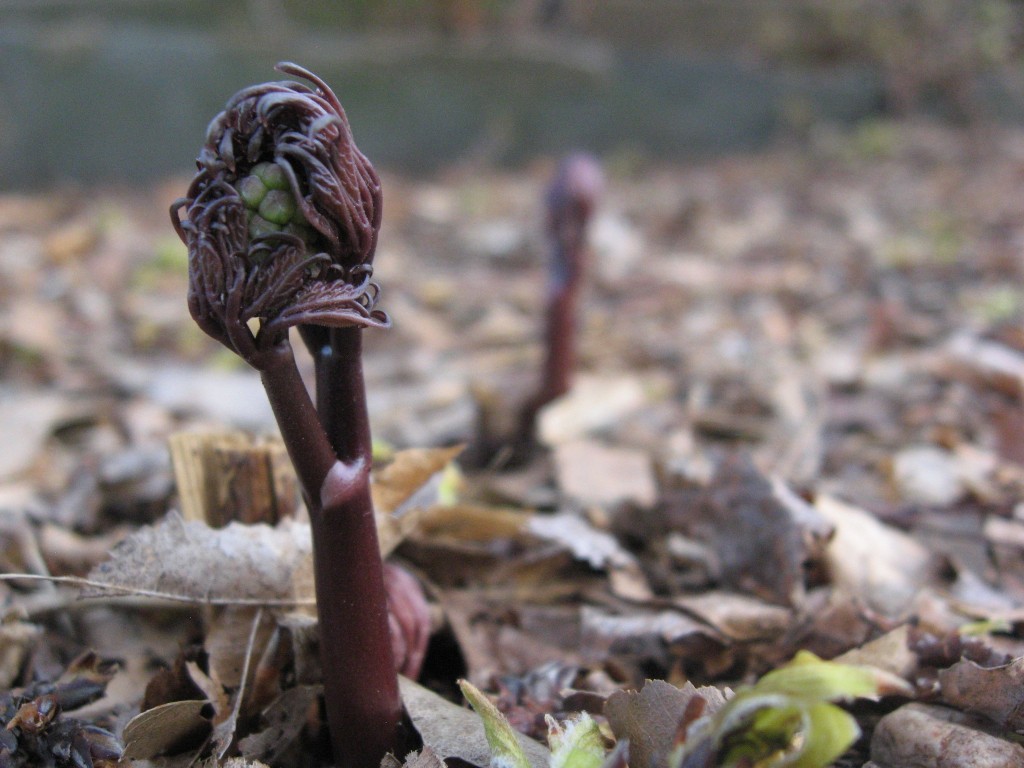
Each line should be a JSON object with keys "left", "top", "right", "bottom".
{"left": 373, "top": 445, "right": 465, "bottom": 556}
{"left": 552, "top": 440, "right": 658, "bottom": 509}
{"left": 84, "top": 513, "right": 313, "bottom": 604}
{"left": 372, "top": 445, "right": 465, "bottom": 517}
{"left": 122, "top": 699, "right": 212, "bottom": 760}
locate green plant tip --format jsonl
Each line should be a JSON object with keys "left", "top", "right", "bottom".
{"left": 259, "top": 190, "right": 297, "bottom": 225}
{"left": 237, "top": 174, "right": 268, "bottom": 208}
{"left": 252, "top": 161, "right": 290, "bottom": 191}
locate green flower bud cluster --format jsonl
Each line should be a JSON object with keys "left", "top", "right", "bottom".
{"left": 236, "top": 162, "right": 313, "bottom": 241}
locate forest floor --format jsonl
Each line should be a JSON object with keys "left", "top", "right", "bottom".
{"left": 4, "top": 118, "right": 1024, "bottom": 767}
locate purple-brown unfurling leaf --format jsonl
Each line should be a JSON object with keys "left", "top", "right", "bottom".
{"left": 171, "top": 62, "right": 387, "bottom": 363}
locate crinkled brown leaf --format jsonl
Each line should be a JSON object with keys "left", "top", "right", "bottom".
{"left": 604, "top": 680, "right": 727, "bottom": 768}
{"left": 678, "top": 454, "right": 831, "bottom": 606}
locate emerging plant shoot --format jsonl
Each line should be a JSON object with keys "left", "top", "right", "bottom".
{"left": 517, "top": 153, "right": 604, "bottom": 448}
{"left": 171, "top": 63, "right": 409, "bottom": 768}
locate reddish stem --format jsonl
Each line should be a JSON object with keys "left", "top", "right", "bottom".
{"left": 258, "top": 344, "right": 336, "bottom": 496}
{"left": 517, "top": 249, "right": 582, "bottom": 439}
{"left": 260, "top": 331, "right": 403, "bottom": 768}
{"left": 516, "top": 154, "right": 602, "bottom": 445}
{"left": 315, "top": 328, "right": 373, "bottom": 464}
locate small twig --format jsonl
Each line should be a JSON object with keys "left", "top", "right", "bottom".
{"left": 0, "top": 573, "right": 316, "bottom": 607}
{"left": 217, "top": 607, "right": 265, "bottom": 759}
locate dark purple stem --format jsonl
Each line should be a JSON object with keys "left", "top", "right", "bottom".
{"left": 539, "top": 242, "right": 583, "bottom": 404}
{"left": 258, "top": 344, "right": 336, "bottom": 496}
{"left": 517, "top": 248, "right": 582, "bottom": 439}
{"left": 261, "top": 331, "right": 402, "bottom": 768}
{"left": 516, "top": 154, "right": 602, "bottom": 444}
{"left": 316, "top": 327, "right": 372, "bottom": 463}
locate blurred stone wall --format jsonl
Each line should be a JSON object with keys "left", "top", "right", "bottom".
{"left": 1, "top": 0, "right": 1021, "bottom": 189}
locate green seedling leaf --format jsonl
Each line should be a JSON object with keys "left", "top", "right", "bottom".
{"left": 958, "top": 618, "right": 1013, "bottom": 637}
{"left": 372, "top": 438, "right": 396, "bottom": 463}
{"left": 793, "top": 702, "right": 862, "bottom": 768}
{"left": 547, "top": 713, "right": 605, "bottom": 768}
{"left": 677, "top": 652, "right": 891, "bottom": 768}
{"left": 751, "top": 650, "right": 880, "bottom": 703}
{"left": 252, "top": 161, "right": 290, "bottom": 190}
{"left": 437, "top": 461, "right": 464, "bottom": 506}
{"left": 459, "top": 679, "right": 531, "bottom": 768}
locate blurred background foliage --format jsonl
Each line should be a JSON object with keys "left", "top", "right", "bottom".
{"left": 2, "top": 0, "right": 1024, "bottom": 189}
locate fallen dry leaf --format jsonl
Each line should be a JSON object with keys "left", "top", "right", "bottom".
{"left": 605, "top": 679, "right": 727, "bottom": 768}
{"left": 538, "top": 375, "right": 651, "bottom": 445}
{"left": 121, "top": 699, "right": 212, "bottom": 760}
{"left": 0, "top": 616, "right": 41, "bottom": 688}
{"left": 672, "top": 591, "right": 792, "bottom": 643}
{"left": 237, "top": 685, "right": 320, "bottom": 765}
{"left": 443, "top": 590, "right": 583, "bottom": 685}
{"left": 84, "top": 513, "right": 313, "bottom": 604}
{"left": 373, "top": 444, "right": 465, "bottom": 556}
{"left": 817, "top": 494, "right": 942, "bottom": 617}
{"left": 676, "top": 453, "right": 832, "bottom": 606}
{"left": 0, "top": 392, "right": 66, "bottom": 480}
{"left": 834, "top": 624, "right": 918, "bottom": 680}
{"left": 393, "top": 746, "right": 447, "bottom": 768}
{"left": 552, "top": 440, "right": 658, "bottom": 509}
{"left": 527, "top": 511, "right": 652, "bottom": 601}
{"left": 399, "top": 676, "right": 551, "bottom": 768}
